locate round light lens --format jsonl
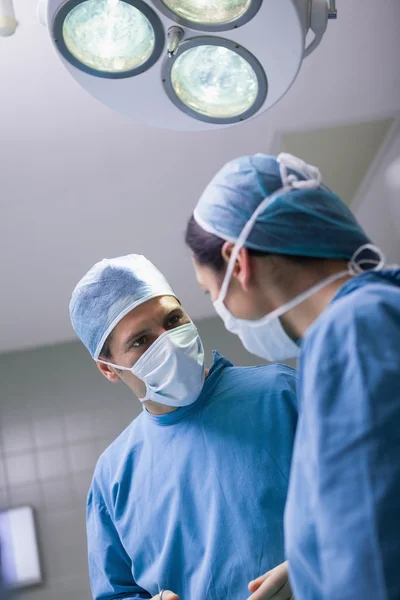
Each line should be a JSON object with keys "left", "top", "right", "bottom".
{"left": 62, "top": 0, "right": 155, "bottom": 73}
{"left": 161, "top": 0, "right": 251, "bottom": 26}
{"left": 170, "top": 45, "right": 259, "bottom": 119}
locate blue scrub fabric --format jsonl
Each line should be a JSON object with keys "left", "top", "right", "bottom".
{"left": 87, "top": 352, "right": 298, "bottom": 600}
{"left": 285, "top": 269, "right": 400, "bottom": 600}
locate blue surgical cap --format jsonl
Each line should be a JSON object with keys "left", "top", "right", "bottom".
{"left": 193, "top": 154, "right": 371, "bottom": 260}
{"left": 70, "top": 255, "right": 177, "bottom": 360}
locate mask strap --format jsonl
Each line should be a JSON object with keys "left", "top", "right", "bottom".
{"left": 278, "top": 153, "right": 322, "bottom": 190}
{"left": 218, "top": 186, "right": 286, "bottom": 300}
{"left": 97, "top": 356, "right": 151, "bottom": 402}
{"left": 244, "top": 268, "right": 350, "bottom": 327}
{"left": 97, "top": 358, "right": 131, "bottom": 371}
{"left": 244, "top": 243, "right": 386, "bottom": 326}
{"left": 218, "top": 153, "right": 322, "bottom": 303}
{"left": 348, "top": 243, "right": 386, "bottom": 275}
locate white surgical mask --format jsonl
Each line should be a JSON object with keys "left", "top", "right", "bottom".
{"left": 214, "top": 154, "right": 386, "bottom": 362}
{"left": 215, "top": 268, "right": 351, "bottom": 362}
{"left": 99, "top": 322, "right": 205, "bottom": 407}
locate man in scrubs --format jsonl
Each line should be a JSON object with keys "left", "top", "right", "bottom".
{"left": 70, "top": 254, "right": 298, "bottom": 600}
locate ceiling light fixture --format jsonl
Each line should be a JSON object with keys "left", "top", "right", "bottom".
{"left": 162, "top": 36, "right": 267, "bottom": 124}
{"left": 40, "top": 0, "right": 337, "bottom": 130}
{"left": 52, "top": 0, "right": 164, "bottom": 77}
{"left": 151, "top": 0, "right": 262, "bottom": 32}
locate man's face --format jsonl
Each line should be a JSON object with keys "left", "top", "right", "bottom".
{"left": 97, "top": 295, "right": 190, "bottom": 399}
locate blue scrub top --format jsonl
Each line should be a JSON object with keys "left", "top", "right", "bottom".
{"left": 88, "top": 352, "right": 298, "bottom": 600}
{"left": 285, "top": 269, "right": 400, "bottom": 600}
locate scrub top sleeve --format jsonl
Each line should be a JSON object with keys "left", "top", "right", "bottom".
{"left": 302, "top": 303, "right": 400, "bottom": 600}
{"left": 87, "top": 486, "right": 151, "bottom": 600}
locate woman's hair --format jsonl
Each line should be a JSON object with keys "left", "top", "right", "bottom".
{"left": 185, "top": 215, "right": 329, "bottom": 278}
{"left": 185, "top": 215, "right": 267, "bottom": 272}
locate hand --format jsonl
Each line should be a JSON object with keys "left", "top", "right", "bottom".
{"left": 248, "top": 561, "right": 293, "bottom": 600}
{"left": 153, "top": 590, "right": 180, "bottom": 600}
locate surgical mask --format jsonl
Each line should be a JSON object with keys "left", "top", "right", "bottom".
{"left": 214, "top": 154, "right": 386, "bottom": 362}
{"left": 215, "top": 268, "right": 352, "bottom": 362}
{"left": 99, "top": 322, "right": 205, "bottom": 407}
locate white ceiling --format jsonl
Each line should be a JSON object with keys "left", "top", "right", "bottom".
{"left": 1, "top": 0, "right": 400, "bottom": 355}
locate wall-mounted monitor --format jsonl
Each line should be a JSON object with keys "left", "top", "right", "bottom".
{"left": 0, "top": 506, "right": 42, "bottom": 589}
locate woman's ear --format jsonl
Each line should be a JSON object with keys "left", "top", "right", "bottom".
{"left": 96, "top": 361, "right": 120, "bottom": 383}
{"left": 221, "top": 242, "right": 252, "bottom": 291}
{"left": 221, "top": 241, "right": 235, "bottom": 266}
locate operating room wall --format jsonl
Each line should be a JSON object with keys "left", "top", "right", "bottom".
{"left": 355, "top": 124, "right": 400, "bottom": 264}
{"left": 0, "top": 316, "right": 271, "bottom": 600}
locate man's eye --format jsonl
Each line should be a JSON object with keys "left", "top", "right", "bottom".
{"left": 168, "top": 315, "right": 180, "bottom": 327}
{"left": 132, "top": 336, "right": 147, "bottom": 348}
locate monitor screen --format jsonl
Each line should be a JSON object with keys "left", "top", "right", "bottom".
{"left": 0, "top": 506, "right": 42, "bottom": 589}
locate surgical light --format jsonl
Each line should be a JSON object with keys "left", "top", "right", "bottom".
{"left": 163, "top": 0, "right": 248, "bottom": 25}
{"left": 163, "top": 38, "right": 266, "bottom": 124}
{"left": 53, "top": 0, "right": 165, "bottom": 77}
{"left": 41, "top": 0, "right": 337, "bottom": 130}
{"left": 152, "top": 0, "right": 262, "bottom": 31}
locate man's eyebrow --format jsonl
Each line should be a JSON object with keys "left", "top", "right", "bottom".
{"left": 123, "top": 328, "right": 150, "bottom": 352}
{"left": 122, "top": 305, "right": 182, "bottom": 352}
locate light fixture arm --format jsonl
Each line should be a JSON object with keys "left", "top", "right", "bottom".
{"left": 303, "top": 0, "right": 334, "bottom": 58}
{"left": 328, "top": 0, "right": 337, "bottom": 18}
{"left": 167, "top": 26, "right": 184, "bottom": 57}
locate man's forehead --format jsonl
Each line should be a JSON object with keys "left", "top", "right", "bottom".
{"left": 118, "top": 295, "right": 180, "bottom": 329}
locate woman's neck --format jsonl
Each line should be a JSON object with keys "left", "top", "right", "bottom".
{"left": 254, "top": 256, "right": 351, "bottom": 340}
{"left": 281, "top": 273, "right": 352, "bottom": 339}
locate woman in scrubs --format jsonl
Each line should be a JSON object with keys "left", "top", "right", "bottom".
{"left": 184, "top": 153, "right": 400, "bottom": 600}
